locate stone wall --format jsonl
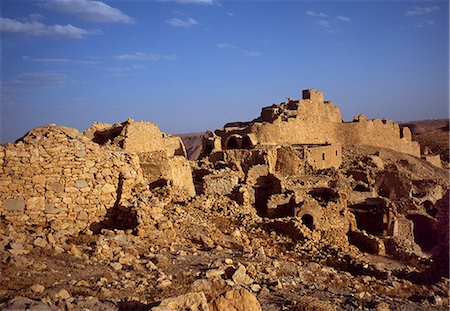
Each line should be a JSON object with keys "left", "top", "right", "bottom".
{"left": 212, "top": 89, "right": 420, "bottom": 157}
{"left": 303, "top": 144, "right": 342, "bottom": 170}
{"left": 209, "top": 144, "right": 340, "bottom": 179}
{"left": 85, "top": 119, "right": 186, "bottom": 157}
{"left": 1, "top": 120, "right": 195, "bottom": 234}
{"left": 139, "top": 151, "right": 195, "bottom": 199}
{"left": 338, "top": 118, "right": 420, "bottom": 157}
{"left": 0, "top": 126, "right": 144, "bottom": 234}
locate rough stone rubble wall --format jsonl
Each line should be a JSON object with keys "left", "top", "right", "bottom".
{"left": 138, "top": 151, "right": 195, "bottom": 199}
{"left": 0, "top": 126, "right": 145, "bottom": 234}
{"left": 121, "top": 121, "right": 186, "bottom": 157}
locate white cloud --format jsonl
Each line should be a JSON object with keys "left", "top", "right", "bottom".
{"left": 315, "top": 19, "right": 330, "bottom": 28}
{"left": 216, "top": 43, "right": 235, "bottom": 49}
{"left": 166, "top": 17, "right": 198, "bottom": 28}
{"left": 0, "top": 17, "right": 96, "bottom": 38}
{"left": 336, "top": 15, "right": 351, "bottom": 22}
{"left": 39, "top": 0, "right": 134, "bottom": 24}
{"left": 11, "top": 72, "right": 72, "bottom": 86}
{"left": 244, "top": 50, "right": 262, "bottom": 57}
{"left": 406, "top": 6, "right": 439, "bottom": 17}
{"left": 313, "top": 19, "right": 340, "bottom": 34}
{"left": 164, "top": 0, "right": 216, "bottom": 5}
{"left": 23, "top": 55, "right": 97, "bottom": 64}
{"left": 226, "top": 12, "right": 234, "bottom": 17}
{"left": 113, "top": 52, "right": 177, "bottom": 61}
{"left": 415, "top": 19, "right": 436, "bottom": 28}
{"left": 305, "top": 10, "right": 327, "bottom": 18}
{"left": 328, "top": 28, "right": 341, "bottom": 34}
{"left": 107, "top": 64, "right": 147, "bottom": 76}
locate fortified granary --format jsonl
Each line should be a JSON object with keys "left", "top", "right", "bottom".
{"left": 201, "top": 89, "right": 421, "bottom": 167}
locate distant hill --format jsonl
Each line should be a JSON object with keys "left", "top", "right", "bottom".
{"left": 400, "top": 119, "right": 449, "bottom": 166}
{"left": 176, "top": 132, "right": 204, "bottom": 160}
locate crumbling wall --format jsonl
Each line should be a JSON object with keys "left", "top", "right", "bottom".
{"left": 338, "top": 118, "right": 420, "bottom": 157}
{"left": 1, "top": 119, "right": 196, "bottom": 235}
{"left": 0, "top": 126, "right": 144, "bottom": 234}
{"left": 423, "top": 155, "right": 442, "bottom": 168}
{"left": 85, "top": 119, "right": 186, "bottom": 157}
{"left": 212, "top": 88, "right": 421, "bottom": 158}
{"left": 138, "top": 151, "right": 195, "bottom": 200}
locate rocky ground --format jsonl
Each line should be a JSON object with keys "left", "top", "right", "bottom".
{"left": 1, "top": 141, "right": 449, "bottom": 311}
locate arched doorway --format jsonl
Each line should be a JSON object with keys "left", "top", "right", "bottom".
{"left": 226, "top": 136, "right": 240, "bottom": 149}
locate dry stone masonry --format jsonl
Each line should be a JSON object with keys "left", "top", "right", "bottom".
{"left": 0, "top": 119, "right": 194, "bottom": 236}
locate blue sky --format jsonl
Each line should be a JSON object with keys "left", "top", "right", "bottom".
{"left": 1, "top": 0, "right": 448, "bottom": 143}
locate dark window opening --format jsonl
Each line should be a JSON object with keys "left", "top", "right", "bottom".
{"left": 322, "top": 153, "right": 325, "bottom": 160}
{"left": 92, "top": 126, "right": 124, "bottom": 146}
{"left": 354, "top": 212, "right": 385, "bottom": 235}
{"left": 423, "top": 200, "right": 437, "bottom": 218}
{"left": 349, "top": 202, "right": 387, "bottom": 235}
{"left": 149, "top": 179, "right": 168, "bottom": 189}
{"left": 203, "top": 144, "right": 214, "bottom": 156}
{"left": 301, "top": 214, "right": 314, "bottom": 230}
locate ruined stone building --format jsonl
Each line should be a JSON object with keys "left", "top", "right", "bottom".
{"left": 0, "top": 89, "right": 445, "bottom": 267}
{"left": 202, "top": 89, "right": 420, "bottom": 165}
{"left": 196, "top": 89, "right": 446, "bottom": 260}
{"left": 0, "top": 119, "right": 194, "bottom": 236}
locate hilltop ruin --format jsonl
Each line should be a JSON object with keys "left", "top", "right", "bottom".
{"left": 202, "top": 89, "right": 420, "bottom": 164}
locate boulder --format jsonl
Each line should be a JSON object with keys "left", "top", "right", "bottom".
{"left": 210, "top": 289, "right": 261, "bottom": 311}
{"left": 152, "top": 292, "right": 209, "bottom": 311}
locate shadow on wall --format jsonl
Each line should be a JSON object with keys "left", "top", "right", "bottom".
{"left": 92, "top": 126, "right": 124, "bottom": 146}
{"left": 90, "top": 174, "right": 138, "bottom": 234}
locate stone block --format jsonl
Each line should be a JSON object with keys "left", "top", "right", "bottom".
{"left": 75, "top": 180, "right": 88, "bottom": 188}
{"left": 47, "top": 181, "right": 65, "bottom": 193}
{"left": 26, "top": 197, "right": 45, "bottom": 211}
{"left": 101, "top": 183, "right": 116, "bottom": 194}
{"left": 4, "top": 197, "right": 25, "bottom": 211}
{"left": 75, "top": 150, "right": 86, "bottom": 158}
{"left": 32, "top": 175, "right": 46, "bottom": 185}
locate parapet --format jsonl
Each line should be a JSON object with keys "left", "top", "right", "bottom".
{"left": 302, "top": 89, "right": 324, "bottom": 103}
